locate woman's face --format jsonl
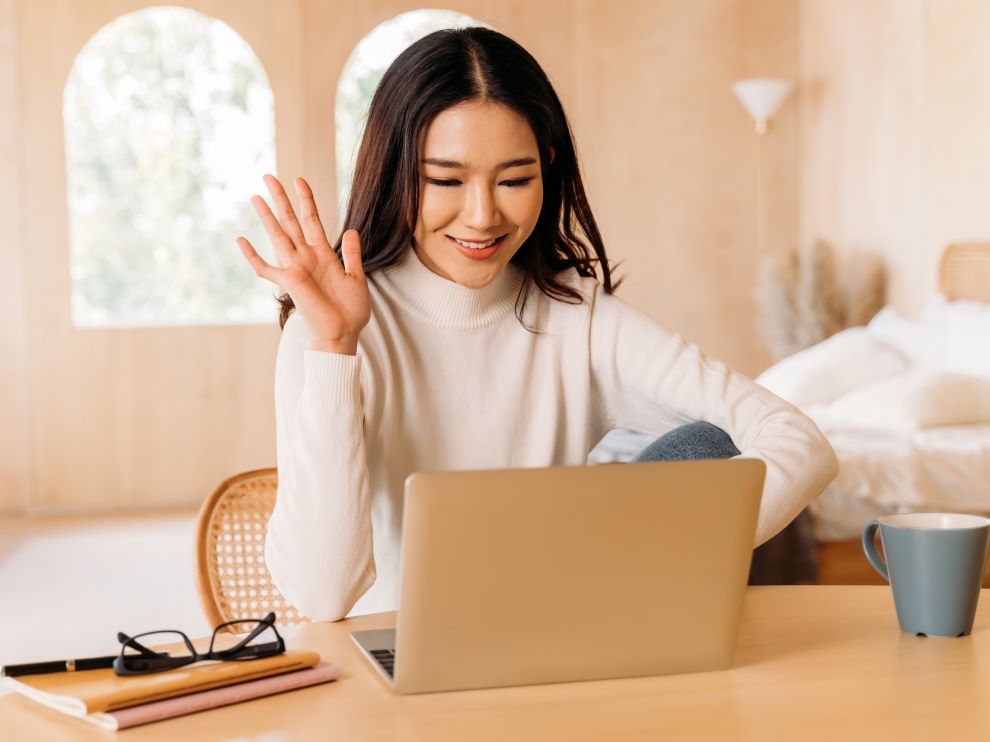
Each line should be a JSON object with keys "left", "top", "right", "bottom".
{"left": 413, "top": 101, "right": 547, "bottom": 288}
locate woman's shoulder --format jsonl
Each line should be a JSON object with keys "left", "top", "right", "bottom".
{"left": 546, "top": 268, "right": 681, "bottom": 342}
{"left": 542, "top": 265, "right": 628, "bottom": 319}
{"left": 513, "top": 266, "right": 635, "bottom": 341}
{"left": 527, "top": 265, "right": 603, "bottom": 305}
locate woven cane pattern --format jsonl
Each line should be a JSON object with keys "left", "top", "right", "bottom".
{"left": 204, "top": 471, "right": 309, "bottom": 632}
{"left": 940, "top": 244, "right": 990, "bottom": 302}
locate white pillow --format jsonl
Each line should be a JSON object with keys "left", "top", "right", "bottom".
{"left": 865, "top": 307, "right": 945, "bottom": 368}
{"left": 816, "top": 370, "right": 990, "bottom": 431}
{"left": 920, "top": 294, "right": 990, "bottom": 378}
{"left": 920, "top": 293, "right": 990, "bottom": 323}
{"left": 756, "top": 327, "right": 909, "bottom": 407}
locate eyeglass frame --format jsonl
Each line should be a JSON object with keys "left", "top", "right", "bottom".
{"left": 113, "top": 611, "right": 285, "bottom": 676}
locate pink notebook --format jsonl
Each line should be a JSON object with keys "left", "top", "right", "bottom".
{"left": 90, "top": 662, "right": 340, "bottom": 731}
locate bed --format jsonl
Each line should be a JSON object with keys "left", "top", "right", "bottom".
{"left": 591, "top": 244, "right": 990, "bottom": 584}
{"left": 757, "top": 244, "right": 990, "bottom": 582}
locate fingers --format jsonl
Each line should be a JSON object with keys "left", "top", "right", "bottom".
{"left": 263, "top": 174, "right": 307, "bottom": 247}
{"left": 250, "top": 195, "right": 297, "bottom": 266}
{"left": 340, "top": 229, "right": 365, "bottom": 278}
{"left": 236, "top": 236, "right": 280, "bottom": 284}
{"left": 294, "top": 177, "right": 332, "bottom": 247}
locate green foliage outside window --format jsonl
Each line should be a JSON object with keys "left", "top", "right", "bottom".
{"left": 64, "top": 7, "right": 490, "bottom": 327}
{"left": 335, "top": 10, "right": 489, "bottom": 222}
{"left": 64, "top": 7, "right": 276, "bottom": 327}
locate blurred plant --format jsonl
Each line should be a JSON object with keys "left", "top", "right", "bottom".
{"left": 757, "top": 240, "right": 886, "bottom": 361}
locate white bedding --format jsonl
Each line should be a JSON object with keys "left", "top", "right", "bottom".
{"left": 808, "top": 424, "right": 990, "bottom": 541}
{"left": 590, "top": 422, "right": 990, "bottom": 542}
{"left": 758, "top": 295, "right": 990, "bottom": 542}
{"left": 590, "top": 297, "right": 990, "bottom": 543}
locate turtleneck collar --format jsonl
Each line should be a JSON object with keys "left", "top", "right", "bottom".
{"left": 375, "top": 247, "right": 523, "bottom": 330}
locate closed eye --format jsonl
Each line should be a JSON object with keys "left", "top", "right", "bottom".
{"left": 424, "top": 178, "right": 534, "bottom": 188}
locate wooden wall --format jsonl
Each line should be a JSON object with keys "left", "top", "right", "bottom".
{"left": 798, "top": 0, "right": 925, "bottom": 312}
{"left": 0, "top": 0, "right": 32, "bottom": 511}
{"left": 3, "top": 1, "right": 297, "bottom": 512}
{"left": 572, "top": 0, "right": 797, "bottom": 376}
{"left": 0, "top": 0, "right": 792, "bottom": 512}
{"left": 798, "top": 0, "right": 990, "bottom": 315}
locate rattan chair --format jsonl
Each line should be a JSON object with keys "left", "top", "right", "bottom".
{"left": 195, "top": 468, "right": 309, "bottom": 631}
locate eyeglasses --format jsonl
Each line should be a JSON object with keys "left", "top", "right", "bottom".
{"left": 113, "top": 612, "right": 285, "bottom": 676}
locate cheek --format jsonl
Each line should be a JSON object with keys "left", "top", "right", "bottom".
{"left": 510, "top": 184, "right": 544, "bottom": 227}
{"left": 531, "top": 184, "right": 544, "bottom": 221}
{"left": 418, "top": 188, "right": 460, "bottom": 232}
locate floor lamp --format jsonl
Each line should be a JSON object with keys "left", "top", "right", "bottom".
{"left": 732, "top": 78, "right": 792, "bottom": 264}
{"left": 732, "top": 78, "right": 792, "bottom": 369}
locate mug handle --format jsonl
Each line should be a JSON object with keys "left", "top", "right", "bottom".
{"left": 862, "top": 520, "right": 889, "bottom": 582}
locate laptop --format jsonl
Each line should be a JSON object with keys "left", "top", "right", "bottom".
{"left": 351, "top": 458, "right": 765, "bottom": 694}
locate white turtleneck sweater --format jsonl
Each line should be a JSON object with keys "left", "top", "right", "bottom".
{"left": 265, "top": 249, "right": 838, "bottom": 621}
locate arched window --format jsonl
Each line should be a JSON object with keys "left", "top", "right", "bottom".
{"left": 64, "top": 6, "right": 277, "bottom": 327}
{"left": 335, "top": 9, "right": 490, "bottom": 221}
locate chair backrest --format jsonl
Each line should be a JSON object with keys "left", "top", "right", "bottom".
{"left": 195, "top": 468, "right": 309, "bottom": 631}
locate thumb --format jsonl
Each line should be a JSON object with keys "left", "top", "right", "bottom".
{"left": 340, "top": 229, "right": 365, "bottom": 278}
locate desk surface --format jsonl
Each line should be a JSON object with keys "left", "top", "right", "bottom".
{"left": 4, "top": 585, "right": 990, "bottom": 740}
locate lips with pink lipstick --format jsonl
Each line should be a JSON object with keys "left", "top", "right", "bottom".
{"left": 446, "top": 234, "right": 508, "bottom": 261}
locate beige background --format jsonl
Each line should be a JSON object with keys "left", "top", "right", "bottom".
{"left": 3, "top": 0, "right": 979, "bottom": 513}
{"left": 798, "top": 0, "right": 990, "bottom": 315}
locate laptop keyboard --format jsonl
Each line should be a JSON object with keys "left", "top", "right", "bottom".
{"left": 370, "top": 649, "right": 396, "bottom": 677}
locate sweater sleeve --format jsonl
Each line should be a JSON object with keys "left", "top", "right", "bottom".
{"left": 588, "top": 288, "right": 839, "bottom": 546}
{"left": 264, "top": 312, "right": 376, "bottom": 621}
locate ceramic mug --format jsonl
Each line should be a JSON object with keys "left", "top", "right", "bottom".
{"left": 862, "top": 513, "right": 990, "bottom": 637}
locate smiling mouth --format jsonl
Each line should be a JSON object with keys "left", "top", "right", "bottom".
{"left": 447, "top": 234, "right": 508, "bottom": 250}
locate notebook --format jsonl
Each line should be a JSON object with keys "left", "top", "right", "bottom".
{"left": 7, "top": 661, "right": 340, "bottom": 731}
{"left": 4, "top": 649, "right": 325, "bottom": 729}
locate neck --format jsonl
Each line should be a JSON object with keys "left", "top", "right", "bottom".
{"left": 377, "top": 248, "right": 522, "bottom": 330}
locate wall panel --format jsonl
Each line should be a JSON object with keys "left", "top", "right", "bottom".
{"left": 924, "top": 0, "right": 990, "bottom": 285}
{"left": 13, "top": 0, "right": 294, "bottom": 510}
{"left": 3, "top": 0, "right": 793, "bottom": 511}
{"left": 573, "top": 0, "right": 795, "bottom": 375}
{"left": 798, "top": 0, "right": 925, "bottom": 312}
{"left": 0, "top": 0, "right": 33, "bottom": 511}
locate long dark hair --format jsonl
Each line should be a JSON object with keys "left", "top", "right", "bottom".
{"left": 278, "top": 26, "right": 620, "bottom": 329}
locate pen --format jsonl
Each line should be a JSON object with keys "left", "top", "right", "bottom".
{"left": 1, "top": 655, "right": 118, "bottom": 677}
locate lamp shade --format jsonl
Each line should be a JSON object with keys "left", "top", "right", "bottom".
{"left": 732, "top": 78, "right": 792, "bottom": 121}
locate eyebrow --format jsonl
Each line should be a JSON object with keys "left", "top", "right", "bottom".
{"left": 420, "top": 156, "right": 538, "bottom": 171}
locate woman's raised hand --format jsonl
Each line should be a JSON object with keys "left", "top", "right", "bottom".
{"left": 237, "top": 175, "right": 371, "bottom": 355}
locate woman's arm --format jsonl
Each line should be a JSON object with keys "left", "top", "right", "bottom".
{"left": 588, "top": 288, "right": 839, "bottom": 546}
{"left": 237, "top": 174, "right": 374, "bottom": 620}
{"left": 264, "top": 312, "right": 376, "bottom": 621}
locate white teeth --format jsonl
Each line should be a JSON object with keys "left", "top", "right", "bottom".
{"left": 452, "top": 236, "right": 499, "bottom": 249}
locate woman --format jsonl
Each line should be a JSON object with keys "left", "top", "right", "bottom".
{"left": 236, "top": 27, "right": 837, "bottom": 621}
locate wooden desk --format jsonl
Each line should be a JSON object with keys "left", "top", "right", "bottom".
{"left": 5, "top": 586, "right": 990, "bottom": 740}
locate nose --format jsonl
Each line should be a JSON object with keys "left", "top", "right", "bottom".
{"left": 460, "top": 179, "right": 502, "bottom": 232}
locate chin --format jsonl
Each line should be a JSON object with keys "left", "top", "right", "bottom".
{"left": 450, "top": 267, "right": 499, "bottom": 289}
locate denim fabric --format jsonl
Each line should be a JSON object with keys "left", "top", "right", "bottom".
{"left": 630, "top": 421, "right": 817, "bottom": 585}
{"left": 633, "top": 421, "right": 740, "bottom": 462}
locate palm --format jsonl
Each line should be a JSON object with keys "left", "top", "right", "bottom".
{"left": 237, "top": 175, "right": 370, "bottom": 352}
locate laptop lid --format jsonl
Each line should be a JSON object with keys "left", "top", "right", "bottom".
{"left": 389, "top": 458, "right": 765, "bottom": 694}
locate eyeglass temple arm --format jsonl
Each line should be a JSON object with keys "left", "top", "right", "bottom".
{"left": 116, "top": 632, "right": 165, "bottom": 658}
{"left": 224, "top": 613, "right": 279, "bottom": 652}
